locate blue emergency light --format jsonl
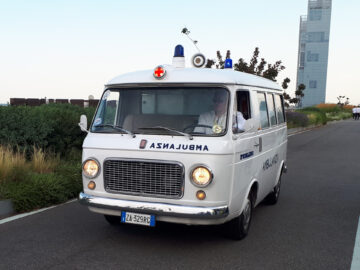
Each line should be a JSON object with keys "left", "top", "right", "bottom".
{"left": 224, "top": 58, "right": 233, "bottom": 69}
{"left": 174, "top": 45, "right": 184, "bottom": 57}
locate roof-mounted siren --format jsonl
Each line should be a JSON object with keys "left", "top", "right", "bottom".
{"left": 172, "top": 45, "right": 185, "bottom": 68}
{"left": 192, "top": 53, "right": 206, "bottom": 68}
{"left": 224, "top": 58, "right": 233, "bottom": 69}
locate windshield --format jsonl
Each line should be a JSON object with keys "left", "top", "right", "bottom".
{"left": 91, "top": 87, "right": 230, "bottom": 136}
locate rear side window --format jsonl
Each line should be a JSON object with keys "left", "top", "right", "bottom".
{"left": 257, "top": 93, "right": 269, "bottom": 129}
{"left": 275, "top": 94, "right": 285, "bottom": 124}
{"left": 267, "top": 93, "right": 277, "bottom": 126}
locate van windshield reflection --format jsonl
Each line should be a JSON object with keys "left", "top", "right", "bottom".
{"left": 91, "top": 87, "right": 230, "bottom": 136}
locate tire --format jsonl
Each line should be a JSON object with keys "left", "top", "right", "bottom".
{"left": 265, "top": 173, "right": 282, "bottom": 205}
{"left": 104, "top": 215, "right": 121, "bottom": 225}
{"left": 226, "top": 197, "right": 253, "bottom": 240}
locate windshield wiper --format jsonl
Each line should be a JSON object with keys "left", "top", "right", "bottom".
{"left": 93, "top": 124, "right": 136, "bottom": 138}
{"left": 138, "top": 126, "right": 193, "bottom": 140}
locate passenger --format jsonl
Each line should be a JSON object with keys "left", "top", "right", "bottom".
{"left": 195, "top": 91, "right": 246, "bottom": 134}
{"left": 352, "top": 107, "right": 356, "bottom": 120}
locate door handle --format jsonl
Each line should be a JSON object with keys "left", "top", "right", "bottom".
{"left": 254, "top": 137, "right": 262, "bottom": 152}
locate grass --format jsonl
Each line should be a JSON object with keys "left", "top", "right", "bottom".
{"left": 0, "top": 146, "right": 28, "bottom": 182}
{"left": 287, "top": 104, "right": 353, "bottom": 129}
{"left": 31, "top": 147, "right": 59, "bottom": 174}
{"left": 0, "top": 146, "right": 81, "bottom": 211}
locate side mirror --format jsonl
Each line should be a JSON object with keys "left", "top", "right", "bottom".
{"left": 79, "top": 115, "right": 88, "bottom": 133}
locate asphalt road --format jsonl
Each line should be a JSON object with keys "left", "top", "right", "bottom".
{"left": 1, "top": 120, "right": 360, "bottom": 270}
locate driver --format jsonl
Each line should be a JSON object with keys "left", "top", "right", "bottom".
{"left": 194, "top": 91, "right": 229, "bottom": 134}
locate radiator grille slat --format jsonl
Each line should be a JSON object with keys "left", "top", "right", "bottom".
{"left": 104, "top": 159, "right": 184, "bottom": 198}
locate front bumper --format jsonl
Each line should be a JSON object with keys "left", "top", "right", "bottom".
{"left": 79, "top": 192, "right": 229, "bottom": 219}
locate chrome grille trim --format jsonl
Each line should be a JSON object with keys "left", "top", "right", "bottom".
{"left": 103, "top": 158, "right": 185, "bottom": 199}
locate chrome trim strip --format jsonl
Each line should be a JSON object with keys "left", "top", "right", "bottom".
{"left": 79, "top": 192, "right": 228, "bottom": 219}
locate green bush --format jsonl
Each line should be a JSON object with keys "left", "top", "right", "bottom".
{"left": 0, "top": 162, "right": 82, "bottom": 212}
{"left": 298, "top": 107, "right": 327, "bottom": 125}
{"left": 0, "top": 104, "right": 95, "bottom": 157}
{"left": 286, "top": 111, "right": 309, "bottom": 128}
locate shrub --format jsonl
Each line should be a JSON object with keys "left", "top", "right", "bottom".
{"left": 0, "top": 104, "right": 95, "bottom": 157}
{"left": 298, "top": 107, "right": 327, "bottom": 125}
{"left": 0, "top": 162, "right": 82, "bottom": 212}
{"left": 286, "top": 111, "right": 309, "bottom": 128}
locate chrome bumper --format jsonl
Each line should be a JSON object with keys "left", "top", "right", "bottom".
{"left": 79, "top": 192, "right": 229, "bottom": 219}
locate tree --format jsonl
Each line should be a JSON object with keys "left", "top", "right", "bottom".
{"left": 205, "top": 47, "right": 303, "bottom": 107}
{"left": 337, "top": 95, "right": 347, "bottom": 108}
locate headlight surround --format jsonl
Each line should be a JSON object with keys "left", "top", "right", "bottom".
{"left": 190, "top": 165, "right": 213, "bottom": 187}
{"left": 82, "top": 159, "right": 100, "bottom": 179}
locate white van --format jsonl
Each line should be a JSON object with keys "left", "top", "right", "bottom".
{"left": 78, "top": 46, "right": 287, "bottom": 239}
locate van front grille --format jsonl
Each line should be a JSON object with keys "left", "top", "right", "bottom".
{"left": 103, "top": 159, "right": 184, "bottom": 199}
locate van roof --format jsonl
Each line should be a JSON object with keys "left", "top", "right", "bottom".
{"left": 106, "top": 66, "right": 283, "bottom": 91}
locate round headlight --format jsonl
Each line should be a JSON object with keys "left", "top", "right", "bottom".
{"left": 83, "top": 159, "right": 100, "bottom": 178}
{"left": 191, "top": 166, "right": 213, "bottom": 187}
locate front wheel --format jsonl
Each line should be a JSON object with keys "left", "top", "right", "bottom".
{"left": 226, "top": 197, "right": 252, "bottom": 240}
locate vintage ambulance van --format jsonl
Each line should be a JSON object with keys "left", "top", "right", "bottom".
{"left": 78, "top": 45, "right": 287, "bottom": 239}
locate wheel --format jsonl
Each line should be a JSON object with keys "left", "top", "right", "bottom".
{"left": 226, "top": 197, "right": 253, "bottom": 240}
{"left": 104, "top": 215, "right": 121, "bottom": 225}
{"left": 265, "top": 174, "right": 282, "bottom": 205}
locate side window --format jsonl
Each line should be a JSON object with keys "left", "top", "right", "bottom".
{"left": 236, "top": 91, "right": 251, "bottom": 119}
{"left": 275, "top": 94, "right": 285, "bottom": 124}
{"left": 267, "top": 93, "right": 277, "bottom": 126}
{"left": 257, "top": 92, "right": 269, "bottom": 129}
{"left": 233, "top": 90, "right": 251, "bottom": 134}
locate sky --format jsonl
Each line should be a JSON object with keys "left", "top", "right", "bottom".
{"left": 0, "top": 0, "right": 359, "bottom": 105}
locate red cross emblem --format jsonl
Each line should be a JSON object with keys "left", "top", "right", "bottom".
{"left": 153, "top": 66, "right": 166, "bottom": 79}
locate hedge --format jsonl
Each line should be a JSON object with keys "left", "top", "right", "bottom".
{"left": 0, "top": 104, "right": 95, "bottom": 157}
{"left": 0, "top": 162, "right": 82, "bottom": 212}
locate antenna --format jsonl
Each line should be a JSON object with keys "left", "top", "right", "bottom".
{"left": 181, "top": 27, "right": 200, "bottom": 52}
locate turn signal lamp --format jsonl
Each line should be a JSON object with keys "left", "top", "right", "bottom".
{"left": 88, "top": 181, "right": 96, "bottom": 190}
{"left": 191, "top": 166, "right": 213, "bottom": 187}
{"left": 196, "top": 190, "right": 206, "bottom": 200}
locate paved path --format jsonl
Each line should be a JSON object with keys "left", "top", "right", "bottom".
{"left": 1, "top": 120, "right": 360, "bottom": 270}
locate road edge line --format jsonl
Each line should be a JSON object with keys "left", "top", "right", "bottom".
{"left": 351, "top": 217, "right": 360, "bottom": 270}
{"left": 0, "top": 199, "right": 77, "bottom": 225}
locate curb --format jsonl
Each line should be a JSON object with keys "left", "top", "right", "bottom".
{"left": 287, "top": 124, "right": 323, "bottom": 136}
{"left": 287, "top": 118, "right": 349, "bottom": 136}
{"left": 0, "top": 199, "right": 15, "bottom": 218}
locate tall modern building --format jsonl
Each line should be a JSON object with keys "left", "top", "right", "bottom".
{"left": 296, "top": 0, "right": 332, "bottom": 107}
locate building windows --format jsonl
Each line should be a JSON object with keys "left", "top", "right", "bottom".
{"left": 309, "top": 80, "right": 317, "bottom": 88}
{"left": 309, "top": 9, "right": 322, "bottom": 20}
{"left": 299, "top": 52, "right": 305, "bottom": 68}
{"left": 307, "top": 32, "right": 326, "bottom": 42}
{"left": 307, "top": 51, "right": 319, "bottom": 62}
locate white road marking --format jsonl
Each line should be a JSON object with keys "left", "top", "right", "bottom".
{"left": 351, "top": 217, "right": 360, "bottom": 270}
{"left": 0, "top": 199, "right": 77, "bottom": 225}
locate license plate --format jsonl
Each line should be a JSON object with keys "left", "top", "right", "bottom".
{"left": 121, "top": 211, "right": 155, "bottom": 227}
